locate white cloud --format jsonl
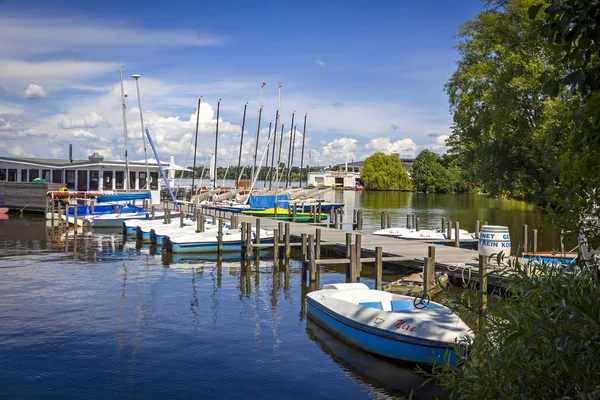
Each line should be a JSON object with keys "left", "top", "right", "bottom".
{"left": 59, "top": 112, "right": 106, "bottom": 129}
{"left": 0, "top": 118, "right": 11, "bottom": 130}
{"left": 429, "top": 134, "right": 449, "bottom": 154}
{"left": 71, "top": 129, "right": 98, "bottom": 139}
{"left": 0, "top": 103, "right": 24, "bottom": 115}
{"left": 0, "top": 15, "right": 221, "bottom": 58}
{"left": 365, "top": 137, "right": 419, "bottom": 157}
{"left": 23, "top": 83, "right": 49, "bottom": 99}
{"left": 315, "top": 60, "right": 327, "bottom": 68}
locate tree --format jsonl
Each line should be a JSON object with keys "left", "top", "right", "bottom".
{"left": 411, "top": 150, "right": 452, "bottom": 193}
{"left": 360, "top": 152, "right": 412, "bottom": 191}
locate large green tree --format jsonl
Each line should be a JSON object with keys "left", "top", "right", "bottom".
{"left": 411, "top": 150, "right": 452, "bottom": 193}
{"left": 445, "top": 0, "right": 572, "bottom": 202}
{"left": 360, "top": 152, "right": 412, "bottom": 191}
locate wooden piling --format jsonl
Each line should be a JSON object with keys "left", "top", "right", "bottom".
{"left": 180, "top": 212, "right": 184, "bottom": 228}
{"left": 316, "top": 228, "right": 321, "bottom": 259}
{"left": 346, "top": 232, "right": 352, "bottom": 258}
{"left": 375, "top": 246, "right": 383, "bottom": 290}
{"left": 355, "top": 233, "right": 362, "bottom": 274}
{"left": 278, "top": 222, "right": 284, "bottom": 241}
{"left": 441, "top": 217, "right": 446, "bottom": 233}
{"left": 424, "top": 245, "right": 436, "bottom": 296}
{"left": 246, "top": 222, "right": 252, "bottom": 259}
{"left": 50, "top": 199, "right": 55, "bottom": 227}
{"left": 255, "top": 218, "right": 261, "bottom": 246}
{"left": 475, "top": 220, "right": 480, "bottom": 238}
{"left": 479, "top": 254, "right": 488, "bottom": 313}
{"left": 284, "top": 223, "right": 291, "bottom": 259}
{"left": 407, "top": 214, "right": 411, "bottom": 228}
{"left": 218, "top": 220, "right": 223, "bottom": 254}
{"left": 73, "top": 206, "right": 78, "bottom": 234}
{"left": 292, "top": 204, "right": 297, "bottom": 222}
{"left": 301, "top": 233, "right": 307, "bottom": 261}
{"left": 416, "top": 216, "right": 420, "bottom": 231}
{"left": 163, "top": 204, "right": 168, "bottom": 224}
{"left": 411, "top": 214, "right": 415, "bottom": 230}
{"left": 353, "top": 209, "right": 357, "bottom": 230}
{"left": 338, "top": 209, "right": 343, "bottom": 230}
{"left": 90, "top": 200, "right": 95, "bottom": 215}
{"left": 151, "top": 205, "right": 155, "bottom": 220}
{"left": 387, "top": 214, "right": 391, "bottom": 229}
{"left": 317, "top": 203, "right": 322, "bottom": 221}
{"left": 308, "top": 234, "right": 317, "bottom": 282}
{"left": 357, "top": 209, "right": 363, "bottom": 230}
{"left": 454, "top": 221, "right": 460, "bottom": 247}
{"left": 273, "top": 228, "right": 279, "bottom": 261}
{"left": 347, "top": 244, "right": 355, "bottom": 282}
{"left": 446, "top": 220, "right": 451, "bottom": 238}
{"left": 532, "top": 229, "right": 538, "bottom": 254}
{"left": 522, "top": 224, "right": 528, "bottom": 253}
{"left": 380, "top": 212, "right": 385, "bottom": 229}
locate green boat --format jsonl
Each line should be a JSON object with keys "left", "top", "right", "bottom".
{"left": 242, "top": 207, "right": 328, "bottom": 222}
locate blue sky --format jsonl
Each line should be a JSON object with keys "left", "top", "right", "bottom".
{"left": 0, "top": 0, "right": 482, "bottom": 167}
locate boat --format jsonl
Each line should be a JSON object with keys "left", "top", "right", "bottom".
{"left": 83, "top": 209, "right": 180, "bottom": 228}
{"left": 373, "top": 227, "right": 475, "bottom": 241}
{"left": 162, "top": 227, "right": 274, "bottom": 253}
{"left": 382, "top": 272, "right": 449, "bottom": 297}
{"left": 0, "top": 207, "right": 8, "bottom": 214}
{"left": 522, "top": 251, "right": 578, "bottom": 265}
{"left": 306, "top": 282, "right": 472, "bottom": 365}
{"left": 242, "top": 207, "right": 327, "bottom": 222}
{"left": 149, "top": 220, "right": 229, "bottom": 245}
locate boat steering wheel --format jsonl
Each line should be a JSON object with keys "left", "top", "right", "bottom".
{"left": 413, "top": 294, "right": 431, "bottom": 309}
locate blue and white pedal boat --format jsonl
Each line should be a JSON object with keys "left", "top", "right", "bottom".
{"left": 123, "top": 218, "right": 194, "bottom": 237}
{"left": 163, "top": 228, "right": 274, "bottom": 254}
{"left": 150, "top": 220, "right": 228, "bottom": 245}
{"left": 306, "top": 283, "right": 472, "bottom": 365}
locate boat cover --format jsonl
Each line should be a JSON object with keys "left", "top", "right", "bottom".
{"left": 96, "top": 192, "right": 152, "bottom": 203}
{"left": 249, "top": 195, "right": 289, "bottom": 210}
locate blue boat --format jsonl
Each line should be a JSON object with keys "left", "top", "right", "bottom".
{"left": 163, "top": 228, "right": 274, "bottom": 254}
{"left": 306, "top": 283, "right": 472, "bottom": 365}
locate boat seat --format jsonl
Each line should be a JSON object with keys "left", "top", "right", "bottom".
{"left": 391, "top": 300, "right": 415, "bottom": 311}
{"left": 359, "top": 301, "right": 384, "bottom": 310}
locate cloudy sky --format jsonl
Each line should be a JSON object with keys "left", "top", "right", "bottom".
{"left": 0, "top": 0, "right": 481, "bottom": 168}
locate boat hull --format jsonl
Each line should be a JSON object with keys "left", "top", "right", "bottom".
{"left": 164, "top": 237, "right": 274, "bottom": 254}
{"left": 306, "top": 298, "right": 457, "bottom": 365}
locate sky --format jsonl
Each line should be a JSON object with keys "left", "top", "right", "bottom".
{"left": 0, "top": 0, "right": 483, "bottom": 168}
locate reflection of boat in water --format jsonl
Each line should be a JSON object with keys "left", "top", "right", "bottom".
{"left": 383, "top": 272, "right": 449, "bottom": 297}
{"left": 306, "top": 319, "right": 445, "bottom": 399}
{"left": 522, "top": 251, "right": 578, "bottom": 265}
{"left": 307, "top": 283, "right": 472, "bottom": 365}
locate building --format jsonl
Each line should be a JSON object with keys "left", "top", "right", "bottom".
{"left": 307, "top": 154, "right": 415, "bottom": 188}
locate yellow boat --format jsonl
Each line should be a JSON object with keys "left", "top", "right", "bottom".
{"left": 242, "top": 207, "right": 328, "bottom": 222}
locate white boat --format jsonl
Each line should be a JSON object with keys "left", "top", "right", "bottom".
{"left": 306, "top": 283, "right": 472, "bottom": 365}
{"left": 83, "top": 209, "right": 180, "bottom": 228}
{"left": 163, "top": 227, "right": 274, "bottom": 253}
{"left": 373, "top": 227, "right": 475, "bottom": 241}
{"left": 122, "top": 218, "right": 194, "bottom": 237}
{"left": 149, "top": 220, "right": 229, "bottom": 245}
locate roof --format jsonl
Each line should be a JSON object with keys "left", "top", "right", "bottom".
{"left": 0, "top": 156, "right": 169, "bottom": 169}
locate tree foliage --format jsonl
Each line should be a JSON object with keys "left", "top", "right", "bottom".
{"left": 429, "top": 260, "right": 600, "bottom": 399}
{"left": 360, "top": 152, "right": 412, "bottom": 191}
{"left": 411, "top": 150, "right": 452, "bottom": 193}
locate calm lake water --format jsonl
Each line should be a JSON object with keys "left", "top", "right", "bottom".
{"left": 0, "top": 192, "right": 563, "bottom": 399}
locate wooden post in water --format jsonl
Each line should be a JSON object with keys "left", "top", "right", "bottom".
{"left": 416, "top": 216, "right": 420, "bottom": 231}
{"left": 357, "top": 209, "right": 363, "bottom": 230}
{"left": 347, "top": 244, "right": 355, "bottom": 282}
{"left": 454, "top": 221, "right": 460, "bottom": 247}
{"left": 407, "top": 214, "right": 411, "bottom": 229}
{"left": 345, "top": 233, "right": 352, "bottom": 258}
{"left": 411, "top": 214, "right": 415, "bottom": 230}
{"left": 479, "top": 254, "right": 488, "bottom": 313}
{"left": 240, "top": 222, "right": 246, "bottom": 257}
{"left": 151, "top": 205, "right": 155, "bottom": 220}
{"left": 375, "top": 246, "right": 383, "bottom": 290}
{"left": 441, "top": 217, "right": 446, "bottom": 232}
{"left": 246, "top": 222, "right": 253, "bottom": 259}
{"left": 446, "top": 220, "right": 451, "bottom": 238}
{"left": 301, "top": 233, "right": 307, "bottom": 262}
{"left": 308, "top": 234, "right": 317, "bottom": 282}
{"left": 284, "top": 223, "right": 291, "bottom": 259}
{"left": 292, "top": 204, "right": 297, "bottom": 222}
{"left": 380, "top": 212, "right": 385, "bottom": 229}
{"left": 532, "top": 229, "right": 538, "bottom": 254}
{"left": 424, "top": 245, "right": 436, "bottom": 296}
{"left": 522, "top": 224, "right": 528, "bottom": 253}
{"left": 218, "top": 220, "right": 224, "bottom": 254}
{"left": 73, "top": 206, "right": 78, "bottom": 234}
{"left": 255, "top": 218, "right": 261, "bottom": 247}
{"left": 90, "top": 200, "right": 95, "bottom": 215}
{"left": 278, "top": 222, "right": 284, "bottom": 241}
{"left": 180, "top": 212, "right": 184, "bottom": 228}
{"left": 475, "top": 220, "right": 480, "bottom": 238}
{"left": 355, "top": 233, "right": 362, "bottom": 275}
{"left": 329, "top": 209, "right": 335, "bottom": 227}
{"left": 386, "top": 214, "right": 391, "bottom": 229}
{"left": 163, "top": 203, "right": 168, "bottom": 224}
{"left": 352, "top": 209, "right": 357, "bottom": 230}
{"left": 317, "top": 203, "right": 322, "bottom": 222}
{"left": 316, "top": 228, "right": 321, "bottom": 259}
{"left": 273, "top": 228, "right": 279, "bottom": 261}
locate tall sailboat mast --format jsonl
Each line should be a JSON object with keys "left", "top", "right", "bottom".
{"left": 284, "top": 112, "right": 295, "bottom": 189}
{"left": 131, "top": 74, "right": 151, "bottom": 190}
{"left": 119, "top": 67, "right": 131, "bottom": 192}
{"left": 299, "top": 113, "right": 307, "bottom": 188}
{"left": 268, "top": 111, "right": 279, "bottom": 190}
{"left": 264, "top": 121, "right": 272, "bottom": 184}
{"left": 251, "top": 83, "right": 266, "bottom": 183}
{"left": 236, "top": 102, "right": 248, "bottom": 189}
{"left": 191, "top": 97, "right": 202, "bottom": 193}
{"left": 213, "top": 99, "right": 221, "bottom": 189}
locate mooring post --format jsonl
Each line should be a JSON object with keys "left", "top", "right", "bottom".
{"left": 522, "top": 224, "right": 528, "bottom": 253}
{"left": 441, "top": 217, "right": 446, "bottom": 233}
{"left": 273, "top": 228, "right": 279, "bottom": 261}
{"left": 308, "top": 234, "right": 317, "bottom": 282}
{"left": 375, "top": 246, "right": 383, "bottom": 290}
{"left": 218, "top": 220, "right": 224, "bottom": 254}
{"left": 345, "top": 232, "right": 352, "bottom": 258}
{"left": 446, "top": 220, "right": 451, "bottom": 238}
{"left": 284, "top": 223, "right": 291, "bottom": 259}
{"left": 479, "top": 254, "right": 488, "bottom": 313}
{"left": 180, "top": 212, "right": 184, "bottom": 228}
{"left": 246, "top": 222, "right": 253, "bottom": 259}
{"left": 255, "top": 218, "right": 261, "bottom": 247}
{"left": 560, "top": 229, "right": 565, "bottom": 254}
{"left": 407, "top": 214, "right": 411, "bottom": 229}
{"left": 386, "top": 214, "right": 391, "bottom": 229}
{"left": 475, "top": 220, "right": 480, "bottom": 238}
{"left": 317, "top": 203, "right": 322, "bottom": 221}
{"left": 380, "top": 212, "right": 385, "bottom": 229}
{"left": 347, "top": 244, "right": 355, "bottom": 282}
{"left": 278, "top": 222, "right": 284, "bottom": 241}
{"left": 353, "top": 209, "right": 357, "bottom": 230}
{"left": 73, "top": 206, "right": 78, "bottom": 234}
{"left": 411, "top": 214, "right": 415, "bottom": 230}
{"left": 329, "top": 208, "right": 335, "bottom": 227}
{"left": 416, "top": 216, "right": 420, "bottom": 231}
{"left": 50, "top": 199, "right": 55, "bottom": 227}
{"left": 424, "top": 246, "right": 436, "bottom": 295}
{"left": 151, "top": 205, "right": 155, "bottom": 220}
{"left": 338, "top": 209, "right": 343, "bottom": 230}
{"left": 454, "top": 221, "right": 460, "bottom": 247}
{"left": 45, "top": 196, "right": 49, "bottom": 215}
{"left": 357, "top": 209, "right": 363, "bottom": 230}
{"left": 240, "top": 222, "right": 246, "bottom": 257}
{"left": 316, "top": 228, "right": 321, "bottom": 259}
{"left": 90, "top": 200, "right": 95, "bottom": 215}
{"left": 532, "top": 229, "right": 538, "bottom": 254}
{"left": 355, "top": 233, "right": 362, "bottom": 273}
{"left": 163, "top": 203, "right": 168, "bottom": 224}
{"left": 301, "top": 233, "right": 307, "bottom": 262}
{"left": 292, "top": 204, "right": 297, "bottom": 222}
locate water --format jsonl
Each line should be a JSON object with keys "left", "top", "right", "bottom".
{"left": 0, "top": 216, "right": 443, "bottom": 400}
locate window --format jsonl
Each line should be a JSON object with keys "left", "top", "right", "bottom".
{"left": 104, "top": 171, "right": 113, "bottom": 190}
{"left": 21, "top": 169, "right": 27, "bottom": 183}
{"left": 0, "top": 169, "right": 6, "bottom": 181}
{"left": 42, "top": 169, "right": 51, "bottom": 181}
{"left": 129, "top": 171, "right": 136, "bottom": 190}
{"left": 8, "top": 169, "right": 17, "bottom": 182}
{"left": 115, "top": 171, "right": 124, "bottom": 189}
{"left": 89, "top": 170, "right": 99, "bottom": 191}
{"left": 52, "top": 170, "right": 62, "bottom": 184}
{"left": 150, "top": 172, "right": 159, "bottom": 190}
{"left": 139, "top": 171, "right": 147, "bottom": 190}
{"left": 29, "top": 169, "right": 39, "bottom": 181}
{"left": 66, "top": 170, "right": 76, "bottom": 190}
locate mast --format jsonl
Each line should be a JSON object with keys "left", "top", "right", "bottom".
{"left": 251, "top": 83, "right": 266, "bottom": 183}
{"left": 284, "top": 112, "right": 295, "bottom": 189}
{"left": 131, "top": 74, "right": 151, "bottom": 190}
{"left": 213, "top": 99, "right": 221, "bottom": 189}
{"left": 191, "top": 97, "right": 202, "bottom": 194}
{"left": 276, "top": 123, "right": 284, "bottom": 188}
{"left": 145, "top": 128, "right": 178, "bottom": 209}
{"left": 119, "top": 67, "right": 130, "bottom": 192}
{"left": 264, "top": 121, "right": 272, "bottom": 185}
{"left": 236, "top": 102, "right": 248, "bottom": 189}
{"left": 269, "top": 111, "right": 279, "bottom": 190}
{"left": 299, "top": 113, "right": 307, "bottom": 188}
{"left": 287, "top": 124, "right": 297, "bottom": 187}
